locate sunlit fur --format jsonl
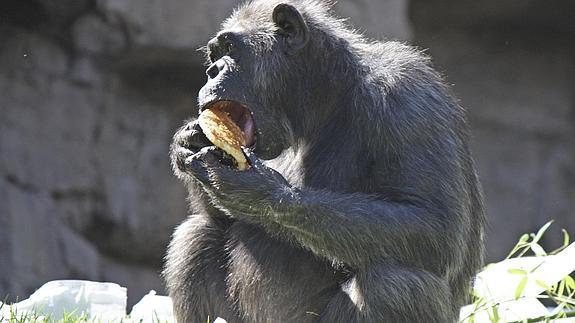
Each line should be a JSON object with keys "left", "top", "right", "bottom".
{"left": 165, "top": 0, "right": 486, "bottom": 322}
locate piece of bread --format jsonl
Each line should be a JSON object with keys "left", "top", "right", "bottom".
{"left": 198, "top": 106, "right": 249, "bottom": 170}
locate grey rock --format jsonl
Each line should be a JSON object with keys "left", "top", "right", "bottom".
{"left": 411, "top": 4, "right": 575, "bottom": 261}
{"left": 94, "top": 0, "right": 411, "bottom": 49}
{"left": 2, "top": 183, "right": 67, "bottom": 299}
{"left": 37, "top": 0, "right": 93, "bottom": 24}
{"left": 0, "top": 180, "right": 12, "bottom": 295}
{"left": 0, "top": 27, "right": 68, "bottom": 77}
{"left": 96, "top": 0, "right": 239, "bottom": 48}
{"left": 335, "top": 0, "right": 411, "bottom": 40}
{"left": 0, "top": 8, "right": 190, "bottom": 301}
{"left": 100, "top": 257, "right": 165, "bottom": 307}
{"left": 72, "top": 14, "right": 127, "bottom": 55}
{"left": 1, "top": 0, "right": 573, "bottom": 308}
{"left": 58, "top": 226, "right": 101, "bottom": 280}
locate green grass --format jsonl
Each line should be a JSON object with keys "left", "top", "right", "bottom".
{"left": 0, "top": 303, "right": 94, "bottom": 323}
{"left": 461, "top": 221, "right": 575, "bottom": 323}
{"left": 0, "top": 309, "right": 171, "bottom": 323}
{"left": 2, "top": 222, "right": 574, "bottom": 323}
{"left": 0, "top": 303, "right": 171, "bottom": 323}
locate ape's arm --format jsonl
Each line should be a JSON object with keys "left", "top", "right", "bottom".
{"left": 184, "top": 148, "right": 458, "bottom": 270}
{"left": 271, "top": 187, "right": 450, "bottom": 269}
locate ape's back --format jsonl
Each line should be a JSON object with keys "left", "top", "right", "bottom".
{"left": 165, "top": 1, "right": 485, "bottom": 322}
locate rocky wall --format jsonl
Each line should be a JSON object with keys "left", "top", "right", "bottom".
{"left": 0, "top": 0, "right": 410, "bottom": 304}
{"left": 2, "top": 0, "right": 573, "bottom": 304}
{"left": 410, "top": 0, "right": 575, "bottom": 261}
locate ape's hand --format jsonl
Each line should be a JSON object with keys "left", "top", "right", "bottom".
{"left": 171, "top": 119, "right": 213, "bottom": 178}
{"left": 184, "top": 147, "right": 293, "bottom": 217}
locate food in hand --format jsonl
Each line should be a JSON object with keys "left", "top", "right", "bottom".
{"left": 198, "top": 105, "right": 250, "bottom": 170}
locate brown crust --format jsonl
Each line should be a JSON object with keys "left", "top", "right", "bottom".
{"left": 198, "top": 106, "right": 249, "bottom": 170}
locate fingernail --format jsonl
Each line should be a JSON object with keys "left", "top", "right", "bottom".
{"left": 184, "top": 156, "right": 195, "bottom": 169}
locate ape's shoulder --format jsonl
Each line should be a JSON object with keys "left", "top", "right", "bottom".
{"left": 350, "top": 39, "right": 465, "bottom": 148}
{"left": 359, "top": 40, "right": 440, "bottom": 86}
{"left": 369, "top": 41, "right": 429, "bottom": 64}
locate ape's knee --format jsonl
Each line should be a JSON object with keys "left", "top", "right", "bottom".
{"left": 324, "top": 265, "right": 457, "bottom": 322}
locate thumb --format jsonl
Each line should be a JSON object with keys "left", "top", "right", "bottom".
{"left": 241, "top": 146, "right": 264, "bottom": 169}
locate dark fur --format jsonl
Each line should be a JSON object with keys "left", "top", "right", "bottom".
{"left": 164, "top": 1, "right": 486, "bottom": 322}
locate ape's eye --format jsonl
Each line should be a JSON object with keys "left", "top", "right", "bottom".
{"left": 225, "top": 42, "right": 234, "bottom": 53}
{"left": 207, "top": 32, "right": 238, "bottom": 63}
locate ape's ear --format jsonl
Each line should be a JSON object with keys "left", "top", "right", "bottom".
{"left": 273, "top": 3, "right": 309, "bottom": 55}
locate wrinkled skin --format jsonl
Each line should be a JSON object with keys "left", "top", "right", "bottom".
{"left": 164, "top": 1, "right": 486, "bottom": 322}
{"left": 186, "top": 146, "right": 291, "bottom": 218}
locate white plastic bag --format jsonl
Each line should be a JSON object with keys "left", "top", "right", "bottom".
{"left": 7, "top": 280, "right": 126, "bottom": 321}
{"left": 460, "top": 242, "right": 575, "bottom": 322}
{"left": 130, "top": 290, "right": 174, "bottom": 323}
{"left": 0, "top": 301, "right": 6, "bottom": 317}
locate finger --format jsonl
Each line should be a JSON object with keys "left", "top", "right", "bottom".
{"left": 208, "top": 166, "right": 248, "bottom": 196}
{"left": 241, "top": 146, "right": 264, "bottom": 169}
{"left": 194, "top": 146, "right": 231, "bottom": 169}
{"left": 175, "top": 121, "right": 212, "bottom": 151}
{"left": 170, "top": 145, "right": 194, "bottom": 172}
{"left": 184, "top": 155, "right": 210, "bottom": 185}
{"left": 196, "top": 146, "right": 221, "bottom": 166}
{"left": 188, "top": 124, "right": 212, "bottom": 149}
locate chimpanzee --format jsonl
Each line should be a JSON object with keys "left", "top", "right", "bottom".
{"left": 164, "top": 0, "right": 486, "bottom": 322}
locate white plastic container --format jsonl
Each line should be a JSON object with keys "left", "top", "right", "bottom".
{"left": 7, "top": 280, "right": 127, "bottom": 321}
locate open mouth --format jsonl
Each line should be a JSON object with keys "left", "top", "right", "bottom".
{"left": 202, "top": 100, "right": 257, "bottom": 148}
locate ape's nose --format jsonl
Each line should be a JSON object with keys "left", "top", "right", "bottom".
{"left": 206, "top": 64, "right": 219, "bottom": 79}
{"left": 206, "top": 59, "right": 225, "bottom": 79}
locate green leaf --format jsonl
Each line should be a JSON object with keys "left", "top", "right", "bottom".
{"left": 562, "top": 229, "right": 570, "bottom": 246}
{"left": 565, "top": 275, "right": 575, "bottom": 291}
{"left": 557, "top": 280, "right": 565, "bottom": 296}
{"left": 530, "top": 243, "right": 547, "bottom": 256}
{"left": 533, "top": 220, "right": 554, "bottom": 243}
{"left": 506, "top": 234, "right": 532, "bottom": 259}
{"left": 491, "top": 305, "right": 500, "bottom": 323}
{"left": 508, "top": 268, "right": 527, "bottom": 275}
{"left": 515, "top": 276, "right": 528, "bottom": 299}
{"left": 550, "top": 282, "right": 558, "bottom": 294}
{"left": 536, "top": 279, "right": 550, "bottom": 290}
{"left": 549, "top": 229, "right": 571, "bottom": 255}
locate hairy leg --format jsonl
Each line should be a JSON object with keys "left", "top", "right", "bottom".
{"left": 163, "top": 214, "right": 242, "bottom": 323}
{"left": 319, "top": 263, "right": 456, "bottom": 323}
{"left": 226, "top": 222, "right": 340, "bottom": 323}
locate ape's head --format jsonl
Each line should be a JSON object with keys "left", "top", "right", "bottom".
{"left": 197, "top": 1, "right": 332, "bottom": 160}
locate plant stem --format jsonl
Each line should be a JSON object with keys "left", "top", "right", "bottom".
{"left": 507, "top": 310, "right": 575, "bottom": 323}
